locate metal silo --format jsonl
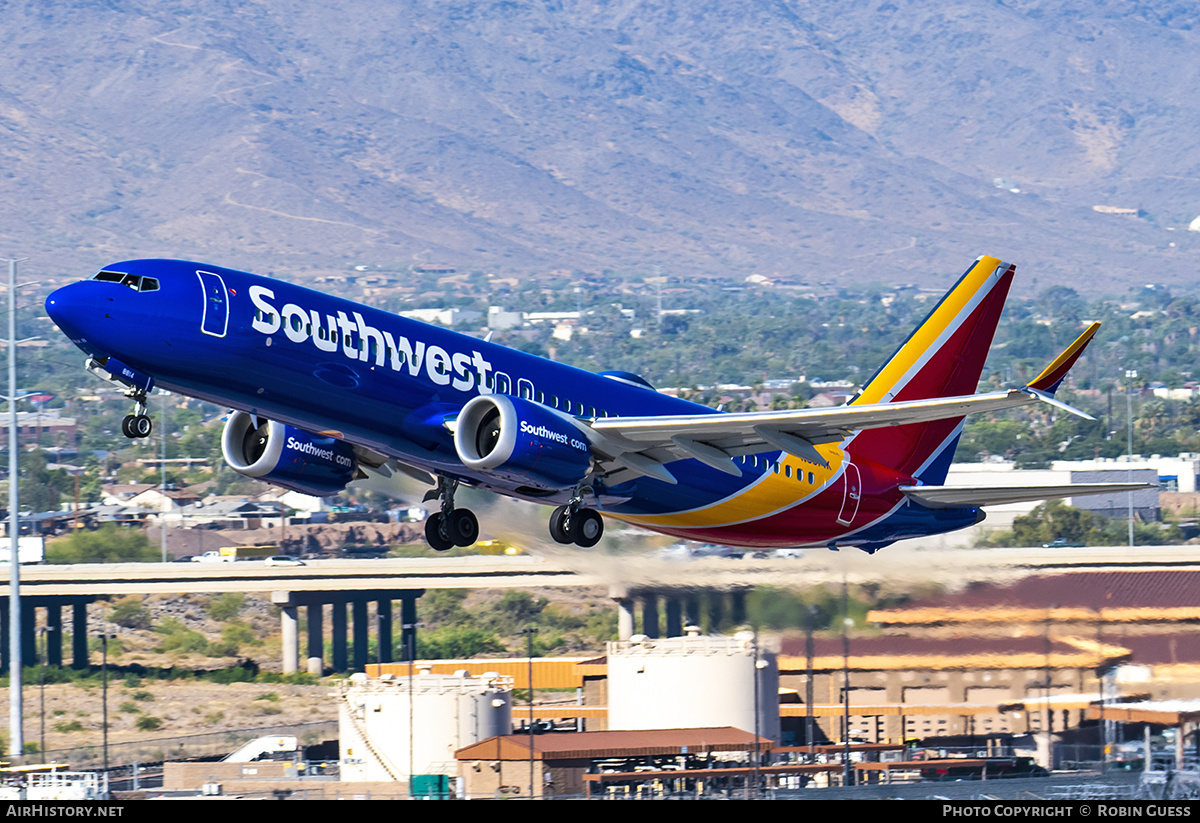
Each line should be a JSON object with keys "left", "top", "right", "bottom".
{"left": 339, "top": 669, "right": 513, "bottom": 782}
{"left": 607, "top": 631, "right": 779, "bottom": 743}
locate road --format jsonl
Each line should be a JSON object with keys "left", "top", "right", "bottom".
{"left": 0, "top": 544, "right": 1195, "bottom": 597}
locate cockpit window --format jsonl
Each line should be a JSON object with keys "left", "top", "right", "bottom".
{"left": 90, "top": 270, "right": 159, "bottom": 292}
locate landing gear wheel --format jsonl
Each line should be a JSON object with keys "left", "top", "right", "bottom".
{"left": 548, "top": 506, "right": 572, "bottom": 544}
{"left": 447, "top": 508, "right": 479, "bottom": 547}
{"left": 424, "top": 513, "right": 454, "bottom": 552}
{"left": 569, "top": 509, "right": 604, "bottom": 548}
{"left": 132, "top": 415, "right": 152, "bottom": 438}
{"left": 121, "top": 414, "right": 152, "bottom": 439}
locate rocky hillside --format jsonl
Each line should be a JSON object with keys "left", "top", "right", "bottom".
{"left": 3, "top": 0, "right": 1199, "bottom": 290}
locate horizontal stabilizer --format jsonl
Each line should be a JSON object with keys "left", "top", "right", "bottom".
{"left": 899, "top": 482, "right": 1157, "bottom": 509}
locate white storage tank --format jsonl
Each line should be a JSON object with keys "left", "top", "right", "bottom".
{"left": 607, "top": 631, "right": 779, "bottom": 743}
{"left": 339, "top": 669, "right": 513, "bottom": 781}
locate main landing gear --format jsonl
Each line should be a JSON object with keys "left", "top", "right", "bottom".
{"left": 423, "top": 476, "right": 479, "bottom": 552}
{"left": 121, "top": 391, "right": 152, "bottom": 439}
{"left": 419, "top": 476, "right": 605, "bottom": 552}
{"left": 548, "top": 487, "right": 605, "bottom": 548}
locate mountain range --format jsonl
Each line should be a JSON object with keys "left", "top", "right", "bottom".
{"left": 3, "top": 0, "right": 1199, "bottom": 292}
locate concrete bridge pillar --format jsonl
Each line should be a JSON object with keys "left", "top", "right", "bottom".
{"left": 273, "top": 593, "right": 299, "bottom": 675}
{"left": 376, "top": 599, "right": 392, "bottom": 664}
{"left": 664, "top": 596, "right": 683, "bottom": 637}
{"left": 400, "top": 595, "right": 418, "bottom": 662}
{"left": 352, "top": 599, "right": 369, "bottom": 671}
{"left": 686, "top": 595, "right": 702, "bottom": 632}
{"left": 609, "top": 586, "right": 634, "bottom": 641}
{"left": 274, "top": 590, "right": 423, "bottom": 676}
{"left": 331, "top": 600, "right": 348, "bottom": 671}
{"left": 71, "top": 600, "right": 88, "bottom": 668}
{"left": 730, "top": 589, "right": 747, "bottom": 627}
{"left": 641, "top": 595, "right": 659, "bottom": 638}
{"left": 46, "top": 602, "right": 62, "bottom": 666}
{"left": 306, "top": 603, "right": 324, "bottom": 676}
{"left": 20, "top": 600, "right": 34, "bottom": 668}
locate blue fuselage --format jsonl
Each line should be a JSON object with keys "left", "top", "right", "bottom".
{"left": 45, "top": 259, "right": 975, "bottom": 548}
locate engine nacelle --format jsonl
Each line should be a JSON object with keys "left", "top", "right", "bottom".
{"left": 221, "top": 411, "right": 357, "bottom": 497}
{"left": 454, "top": 394, "right": 593, "bottom": 490}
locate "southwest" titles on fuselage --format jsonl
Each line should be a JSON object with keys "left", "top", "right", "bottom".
{"left": 249, "top": 285, "right": 494, "bottom": 394}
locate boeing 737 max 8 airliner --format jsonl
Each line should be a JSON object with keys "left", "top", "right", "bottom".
{"left": 44, "top": 255, "right": 1146, "bottom": 553}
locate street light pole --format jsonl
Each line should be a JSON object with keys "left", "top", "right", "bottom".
{"left": 36, "top": 624, "right": 53, "bottom": 758}
{"left": 519, "top": 627, "right": 537, "bottom": 799}
{"left": 160, "top": 392, "right": 167, "bottom": 562}
{"left": 1126, "top": 369, "right": 1137, "bottom": 547}
{"left": 841, "top": 577, "right": 852, "bottom": 788}
{"left": 401, "top": 620, "right": 422, "bottom": 798}
{"left": 6, "top": 256, "right": 26, "bottom": 759}
{"left": 100, "top": 632, "right": 115, "bottom": 773}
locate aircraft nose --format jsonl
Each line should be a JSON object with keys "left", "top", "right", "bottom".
{"left": 45, "top": 282, "right": 98, "bottom": 344}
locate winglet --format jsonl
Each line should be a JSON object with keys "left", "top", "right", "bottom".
{"left": 1027, "top": 322, "right": 1101, "bottom": 395}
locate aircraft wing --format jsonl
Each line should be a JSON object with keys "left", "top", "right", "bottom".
{"left": 898, "top": 483, "right": 1158, "bottom": 509}
{"left": 585, "top": 387, "right": 1083, "bottom": 484}
{"left": 584, "top": 322, "right": 1102, "bottom": 485}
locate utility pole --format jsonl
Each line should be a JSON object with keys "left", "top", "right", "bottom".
{"left": 6, "top": 256, "right": 26, "bottom": 758}
{"left": 160, "top": 391, "right": 168, "bottom": 562}
{"left": 1126, "top": 369, "right": 1137, "bottom": 547}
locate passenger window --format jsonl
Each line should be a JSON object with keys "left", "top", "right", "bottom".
{"left": 808, "top": 471, "right": 815, "bottom": 484}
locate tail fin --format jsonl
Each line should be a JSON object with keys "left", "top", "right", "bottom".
{"left": 848, "top": 255, "right": 1016, "bottom": 483}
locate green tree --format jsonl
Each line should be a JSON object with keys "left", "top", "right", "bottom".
{"left": 46, "top": 525, "right": 158, "bottom": 564}
{"left": 413, "top": 626, "right": 505, "bottom": 659}
{"left": 419, "top": 589, "right": 470, "bottom": 625}
{"left": 207, "top": 593, "right": 245, "bottom": 621}
{"left": 1008, "top": 500, "right": 1096, "bottom": 546}
{"left": 108, "top": 595, "right": 152, "bottom": 630}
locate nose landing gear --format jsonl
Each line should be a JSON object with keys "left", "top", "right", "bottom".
{"left": 120, "top": 393, "right": 153, "bottom": 439}
{"left": 422, "top": 476, "right": 479, "bottom": 552}
{"left": 84, "top": 357, "right": 155, "bottom": 440}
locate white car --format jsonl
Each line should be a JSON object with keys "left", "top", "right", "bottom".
{"left": 264, "top": 556, "right": 306, "bottom": 567}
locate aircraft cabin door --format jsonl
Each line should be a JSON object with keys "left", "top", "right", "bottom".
{"left": 836, "top": 462, "right": 862, "bottom": 526}
{"left": 197, "top": 270, "right": 229, "bottom": 338}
